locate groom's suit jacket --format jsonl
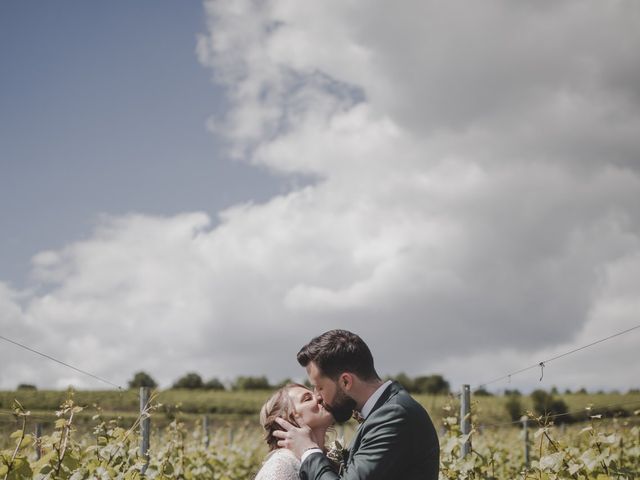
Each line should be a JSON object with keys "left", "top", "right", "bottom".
{"left": 300, "top": 381, "right": 439, "bottom": 480}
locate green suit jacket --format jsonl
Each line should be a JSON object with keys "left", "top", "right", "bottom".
{"left": 300, "top": 381, "right": 440, "bottom": 480}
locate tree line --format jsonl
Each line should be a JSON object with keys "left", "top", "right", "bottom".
{"left": 15, "top": 373, "right": 638, "bottom": 397}
{"left": 122, "top": 371, "right": 453, "bottom": 393}
{"left": 503, "top": 388, "right": 640, "bottom": 424}
{"left": 127, "top": 371, "right": 274, "bottom": 391}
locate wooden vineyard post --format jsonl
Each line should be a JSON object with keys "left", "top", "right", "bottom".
{"left": 521, "top": 415, "right": 530, "bottom": 468}
{"left": 140, "top": 387, "right": 151, "bottom": 474}
{"left": 35, "top": 423, "right": 43, "bottom": 460}
{"left": 203, "top": 415, "right": 210, "bottom": 448}
{"left": 460, "top": 384, "right": 471, "bottom": 458}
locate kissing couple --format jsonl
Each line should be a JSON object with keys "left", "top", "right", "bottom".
{"left": 255, "top": 329, "right": 440, "bottom": 480}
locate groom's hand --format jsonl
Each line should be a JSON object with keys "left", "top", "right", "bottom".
{"left": 272, "top": 417, "right": 319, "bottom": 459}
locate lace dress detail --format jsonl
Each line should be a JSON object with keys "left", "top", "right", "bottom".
{"left": 255, "top": 448, "right": 301, "bottom": 480}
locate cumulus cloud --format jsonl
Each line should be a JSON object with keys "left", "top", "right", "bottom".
{"left": 1, "top": 0, "right": 639, "bottom": 391}
{"left": 194, "top": 0, "right": 640, "bottom": 389}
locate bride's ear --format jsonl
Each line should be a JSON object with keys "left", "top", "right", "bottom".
{"left": 290, "top": 411, "right": 303, "bottom": 425}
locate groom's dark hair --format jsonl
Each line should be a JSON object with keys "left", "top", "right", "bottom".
{"left": 297, "top": 329, "right": 379, "bottom": 381}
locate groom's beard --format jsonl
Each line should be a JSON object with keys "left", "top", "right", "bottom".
{"left": 324, "top": 388, "right": 357, "bottom": 424}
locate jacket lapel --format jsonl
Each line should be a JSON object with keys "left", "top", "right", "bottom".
{"left": 369, "top": 381, "right": 401, "bottom": 416}
{"left": 346, "top": 382, "right": 402, "bottom": 461}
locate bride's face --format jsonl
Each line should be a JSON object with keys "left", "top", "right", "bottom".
{"left": 288, "top": 386, "right": 334, "bottom": 430}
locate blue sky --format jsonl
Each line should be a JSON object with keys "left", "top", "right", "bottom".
{"left": 0, "top": 1, "right": 280, "bottom": 287}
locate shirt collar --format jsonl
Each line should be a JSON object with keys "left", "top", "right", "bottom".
{"left": 360, "top": 380, "right": 392, "bottom": 419}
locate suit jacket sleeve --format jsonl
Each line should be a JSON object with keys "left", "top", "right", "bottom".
{"left": 300, "top": 404, "right": 412, "bottom": 480}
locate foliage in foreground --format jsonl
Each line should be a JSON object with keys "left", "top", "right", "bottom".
{"left": 1, "top": 397, "right": 639, "bottom": 479}
{"left": 440, "top": 403, "right": 640, "bottom": 479}
{"left": 0, "top": 398, "right": 263, "bottom": 479}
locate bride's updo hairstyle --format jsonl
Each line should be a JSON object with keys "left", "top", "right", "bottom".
{"left": 259, "top": 383, "right": 305, "bottom": 451}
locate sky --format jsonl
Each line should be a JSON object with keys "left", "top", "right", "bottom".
{"left": 1, "top": 0, "right": 639, "bottom": 394}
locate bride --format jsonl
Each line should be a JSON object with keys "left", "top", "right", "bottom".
{"left": 255, "top": 383, "right": 335, "bottom": 480}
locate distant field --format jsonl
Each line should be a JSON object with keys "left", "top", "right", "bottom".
{"left": 0, "top": 389, "right": 267, "bottom": 415}
{"left": 2, "top": 389, "right": 639, "bottom": 428}
{"left": 416, "top": 391, "right": 640, "bottom": 425}
{"left": 0, "top": 389, "right": 268, "bottom": 436}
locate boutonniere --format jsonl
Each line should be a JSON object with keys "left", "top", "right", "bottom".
{"left": 326, "top": 439, "right": 349, "bottom": 471}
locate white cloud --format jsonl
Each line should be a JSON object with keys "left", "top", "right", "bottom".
{"left": 1, "top": 0, "right": 639, "bottom": 392}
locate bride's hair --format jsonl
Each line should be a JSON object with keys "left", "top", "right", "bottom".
{"left": 259, "top": 383, "right": 306, "bottom": 451}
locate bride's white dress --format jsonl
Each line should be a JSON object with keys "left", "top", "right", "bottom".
{"left": 255, "top": 448, "right": 300, "bottom": 480}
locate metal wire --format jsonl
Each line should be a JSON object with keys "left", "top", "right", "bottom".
{"left": 474, "top": 323, "right": 640, "bottom": 391}
{"left": 0, "top": 334, "right": 123, "bottom": 390}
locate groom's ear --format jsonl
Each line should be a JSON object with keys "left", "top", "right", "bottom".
{"left": 339, "top": 373, "right": 354, "bottom": 391}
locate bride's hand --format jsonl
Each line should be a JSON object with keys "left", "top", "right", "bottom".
{"left": 272, "top": 417, "right": 320, "bottom": 459}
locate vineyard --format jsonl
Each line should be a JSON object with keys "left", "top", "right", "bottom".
{"left": 1, "top": 394, "right": 639, "bottom": 479}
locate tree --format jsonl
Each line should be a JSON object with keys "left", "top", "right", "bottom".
{"left": 17, "top": 384, "right": 37, "bottom": 391}
{"left": 203, "top": 377, "right": 226, "bottom": 390}
{"left": 275, "top": 378, "right": 294, "bottom": 388}
{"left": 232, "top": 376, "right": 271, "bottom": 390}
{"left": 127, "top": 371, "right": 157, "bottom": 389}
{"left": 530, "top": 389, "right": 569, "bottom": 421}
{"left": 474, "top": 387, "right": 493, "bottom": 397}
{"left": 505, "top": 395, "right": 523, "bottom": 421}
{"left": 390, "top": 373, "right": 415, "bottom": 393}
{"left": 413, "top": 375, "right": 450, "bottom": 394}
{"left": 172, "top": 372, "right": 204, "bottom": 389}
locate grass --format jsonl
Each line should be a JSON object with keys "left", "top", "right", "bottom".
{"left": 0, "top": 389, "right": 268, "bottom": 414}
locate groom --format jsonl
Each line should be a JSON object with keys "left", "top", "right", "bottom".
{"left": 274, "top": 329, "right": 440, "bottom": 479}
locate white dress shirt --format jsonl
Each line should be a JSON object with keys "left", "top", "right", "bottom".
{"left": 360, "top": 380, "right": 392, "bottom": 420}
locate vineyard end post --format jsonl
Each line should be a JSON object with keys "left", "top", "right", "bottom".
{"left": 140, "top": 387, "right": 151, "bottom": 473}
{"left": 35, "top": 423, "right": 43, "bottom": 460}
{"left": 203, "top": 415, "right": 210, "bottom": 448}
{"left": 460, "top": 384, "right": 471, "bottom": 458}
{"left": 521, "top": 415, "right": 530, "bottom": 468}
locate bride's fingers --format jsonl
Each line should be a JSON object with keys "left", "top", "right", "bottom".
{"left": 274, "top": 417, "right": 294, "bottom": 430}
{"left": 273, "top": 430, "right": 290, "bottom": 448}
